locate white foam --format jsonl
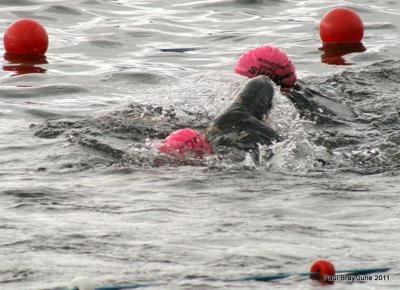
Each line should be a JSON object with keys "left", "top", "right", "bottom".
{"left": 68, "top": 276, "right": 96, "bottom": 290}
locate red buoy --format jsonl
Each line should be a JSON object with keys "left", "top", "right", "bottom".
{"left": 3, "top": 18, "right": 48, "bottom": 55}
{"left": 310, "top": 259, "right": 336, "bottom": 282}
{"left": 319, "top": 7, "right": 364, "bottom": 43}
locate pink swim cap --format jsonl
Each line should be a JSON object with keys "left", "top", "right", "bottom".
{"left": 157, "top": 128, "right": 213, "bottom": 158}
{"left": 234, "top": 46, "right": 297, "bottom": 89}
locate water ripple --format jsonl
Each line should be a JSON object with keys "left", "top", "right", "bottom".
{"left": 0, "top": 1, "right": 400, "bottom": 290}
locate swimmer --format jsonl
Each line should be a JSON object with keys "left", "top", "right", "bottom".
{"left": 158, "top": 46, "right": 357, "bottom": 163}
{"left": 205, "top": 75, "right": 281, "bottom": 163}
{"left": 235, "top": 45, "right": 357, "bottom": 126}
{"left": 204, "top": 74, "right": 356, "bottom": 164}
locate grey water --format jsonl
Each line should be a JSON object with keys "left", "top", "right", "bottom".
{"left": 0, "top": 0, "right": 400, "bottom": 289}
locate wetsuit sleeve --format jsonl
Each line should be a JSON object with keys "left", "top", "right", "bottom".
{"left": 240, "top": 116, "right": 283, "bottom": 144}
{"left": 283, "top": 83, "right": 356, "bottom": 124}
{"left": 207, "top": 109, "right": 281, "bottom": 149}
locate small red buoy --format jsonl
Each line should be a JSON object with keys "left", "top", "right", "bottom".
{"left": 157, "top": 128, "right": 213, "bottom": 158}
{"left": 3, "top": 18, "right": 48, "bottom": 55}
{"left": 310, "top": 259, "right": 336, "bottom": 282}
{"left": 319, "top": 7, "right": 364, "bottom": 43}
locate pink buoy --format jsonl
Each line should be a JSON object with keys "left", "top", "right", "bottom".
{"left": 234, "top": 45, "right": 297, "bottom": 89}
{"left": 157, "top": 128, "right": 213, "bottom": 158}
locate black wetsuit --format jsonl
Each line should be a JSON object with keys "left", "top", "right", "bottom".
{"left": 284, "top": 81, "right": 357, "bottom": 125}
{"left": 206, "top": 75, "right": 281, "bottom": 162}
{"left": 205, "top": 76, "right": 357, "bottom": 163}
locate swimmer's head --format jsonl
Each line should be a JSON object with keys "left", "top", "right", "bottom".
{"left": 234, "top": 75, "right": 274, "bottom": 120}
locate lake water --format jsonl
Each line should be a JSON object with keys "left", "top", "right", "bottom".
{"left": 0, "top": 0, "right": 400, "bottom": 289}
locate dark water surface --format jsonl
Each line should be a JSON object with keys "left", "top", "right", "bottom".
{"left": 0, "top": 0, "right": 400, "bottom": 289}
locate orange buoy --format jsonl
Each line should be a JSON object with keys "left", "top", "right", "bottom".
{"left": 319, "top": 7, "right": 364, "bottom": 43}
{"left": 310, "top": 259, "right": 336, "bottom": 282}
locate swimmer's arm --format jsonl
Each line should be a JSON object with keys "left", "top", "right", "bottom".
{"left": 282, "top": 84, "right": 356, "bottom": 124}
{"left": 283, "top": 84, "right": 323, "bottom": 117}
{"left": 230, "top": 115, "right": 282, "bottom": 144}
{"left": 206, "top": 112, "right": 281, "bottom": 145}
{"left": 248, "top": 119, "right": 283, "bottom": 143}
{"left": 216, "top": 110, "right": 282, "bottom": 142}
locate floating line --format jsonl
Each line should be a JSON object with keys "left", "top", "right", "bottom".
{"left": 67, "top": 267, "right": 391, "bottom": 289}
{"left": 238, "top": 267, "right": 391, "bottom": 282}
